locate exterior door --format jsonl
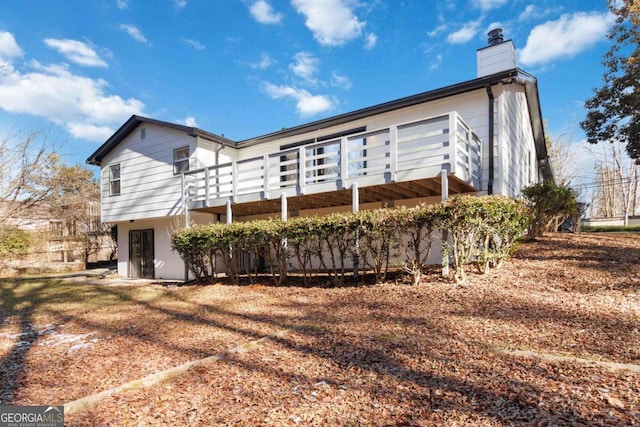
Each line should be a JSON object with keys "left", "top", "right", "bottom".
{"left": 129, "top": 229, "right": 154, "bottom": 278}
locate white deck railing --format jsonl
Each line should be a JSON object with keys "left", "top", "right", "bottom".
{"left": 183, "top": 111, "right": 482, "bottom": 209}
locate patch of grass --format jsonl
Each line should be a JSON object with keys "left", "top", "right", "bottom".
{"left": 0, "top": 278, "right": 165, "bottom": 327}
{"left": 582, "top": 225, "right": 640, "bottom": 232}
{"left": 374, "top": 333, "right": 399, "bottom": 342}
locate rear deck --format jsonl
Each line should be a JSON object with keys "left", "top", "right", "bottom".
{"left": 183, "top": 111, "right": 482, "bottom": 217}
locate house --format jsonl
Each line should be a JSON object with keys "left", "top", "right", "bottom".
{"left": 87, "top": 30, "right": 552, "bottom": 280}
{"left": 2, "top": 199, "right": 113, "bottom": 275}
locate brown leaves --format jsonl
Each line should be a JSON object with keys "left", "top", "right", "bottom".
{"left": 1, "top": 233, "right": 639, "bottom": 425}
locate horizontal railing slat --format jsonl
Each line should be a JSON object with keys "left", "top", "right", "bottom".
{"left": 184, "top": 111, "right": 482, "bottom": 206}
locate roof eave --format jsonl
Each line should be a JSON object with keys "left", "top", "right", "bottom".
{"left": 517, "top": 70, "right": 554, "bottom": 182}
{"left": 86, "top": 115, "right": 233, "bottom": 166}
{"left": 236, "top": 69, "right": 521, "bottom": 147}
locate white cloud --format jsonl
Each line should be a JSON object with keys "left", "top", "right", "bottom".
{"left": 331, "top": 71, "right": 351, "bottom": 90}
{"left": 447, "top": 20, "right": 482, "bottom": 44}
{"left": 0, "top": 32, "right": 24, "bottom": 61}
{"left": 427, "top": 24, "right": 448, "bottom": 38}
{"left": 116, "top": 0, "right": 128, "bottom": 9}
{"left": 289, "top": 52, "right": 319, "bottom": 84}
{"left": 364, "top": 33, "right": 377, "bottom": 50}
{"left": 44, "top": 38, "right": 107, "bottom": 68}
{"left": 0, "top": 56, "right": 144, "bottom": 141}
{"left": 518, "top": 5, "right": 536, "bottom": 21}
{"left": 291, "top": 0, "right": 366, "bottom": 46}
{"left": 518, "top": 4, "right": 560, "bottom": 22}
{"left": 175, "top": 0, "right": 187, "bottom": 8}
{"left": 262, "top": 82, "right": 333, "bottom": 116}
{"left": 429, "top": 54, "right": 443, "bottom": 71}
{"left": 477, "top": 0, "right": 508, "bottom": 11}
{"left": 519, "top": 12, "right": 615, "bottom": 67}
{"left": 183, "top": 38, "right": 205, "bottom": 50}
{"left": 67, "top": 122, "right": 116, "bottom": 141}
{"left": 182, "top": 116, "right": 198, "bottom": 127}
{"left": 120, "top": 24, "right": 148, "bottom": 43}
{"left": 250, "top": 52, "right": 276, "bottom": 69}
{"left": 249, "top": 0, "right": 282, "bottom": 24}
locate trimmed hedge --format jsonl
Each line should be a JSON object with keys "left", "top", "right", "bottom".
{"left": 439, "top": 195, "right": 529, "bottom": 283}
{"left": 171, "top": 195, "right": 530, "bottom": 285}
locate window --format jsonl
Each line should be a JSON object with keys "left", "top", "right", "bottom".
{"left": 140, "top": 127, "right": 146, "bottom": 140}
{"left": 110, "top": 164, "right": 121, "bottom": 196}
{"left": 173, "top": 147, "right": 190, "bottom": 174}
{"left": 50, "top": 221, "right": 63, "bottom": 237}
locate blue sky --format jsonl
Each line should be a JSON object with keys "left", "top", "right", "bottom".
{"left": 0, "top": 0, "right": 614, "bottom": 184}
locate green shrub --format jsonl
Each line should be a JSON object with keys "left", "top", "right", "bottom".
{"left": 286, "top": 216, "right": 324, "bottom": 286}
{"left": 171, "top": 195, "right": 530, "bottom": 286}
{"left": 355, "top": 208, "right": 405, "bottom": 284}
{"left": 522, "top": 181, "right": 577, "bottom": 240}
{"left": 385, "top": 204, "right": 441, "bottom": 285}
{"left": 315, "top": 212, "right": 359, "bottom": 286}
{"left": 170, "top": 225, "right": 216, "bottom": 284}
{"left": 440, "top": 195, "right": 529, "bottom": 283}
{"left": 0, "top": 226, "right": 32, "bottom": 258}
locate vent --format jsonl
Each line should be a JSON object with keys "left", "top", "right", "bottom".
{"left": 488, "top": 28, "right": 504, "bottom": 46}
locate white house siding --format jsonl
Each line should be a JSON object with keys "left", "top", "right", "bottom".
{"left": 100, "top": 124, "right": 198, "bottom": 223}
{"left": 116, "top": 211, "right": 217, "bottom": 280}
{"left": 195, "top": 136, "right": 235, "bottom": 169}
{"left": 496, "top": 85, "right": 537, "bottom": 197}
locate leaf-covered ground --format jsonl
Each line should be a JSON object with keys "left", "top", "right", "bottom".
{"left": 1, "top": 232, "right": 639, "bottom": 426}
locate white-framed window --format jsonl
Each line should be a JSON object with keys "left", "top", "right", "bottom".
{"left": 110, "top": 164, "right": 121, "bottom": 196}
{"left": 49, "top": 221, "right": 63, "bottom": 237}
{"left": 173, "top": 146, "right": 190, "bottom": 174}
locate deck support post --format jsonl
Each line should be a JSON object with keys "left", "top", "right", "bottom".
{"left": 225, "top": 199, "right": 235, "bottom": 277}
{"left": 226, "top": 200, "right": 232, "bottom": 224}
{"left": 441, "top": 168, "right": 449, "bottom": 202}
{"left": 441, "top": 169, "right": 449, "bottom": 278}
{"left": 280, "top": 193, "right": 288, "bottom": 281}
{"left": 352, "top": 182, "right": 359, "bottom": 212}
{"left": 281, "top": 193, "right": 288, "bottom": 221}
{"left": 352, "top": 182, "right": 360, "bottom": 279}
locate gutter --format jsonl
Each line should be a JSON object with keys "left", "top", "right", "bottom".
{"left": 486, "top": 84, "right": 495, "bottom": 195}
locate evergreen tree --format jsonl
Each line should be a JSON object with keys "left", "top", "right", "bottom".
{"left": 581, "top": 0, "right": 640, "bottom": 159}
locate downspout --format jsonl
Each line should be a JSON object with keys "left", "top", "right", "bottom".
{"left": 486, "top": 84, "right": 495, "bottom": 195}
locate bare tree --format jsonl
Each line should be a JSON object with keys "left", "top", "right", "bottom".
{"left": 589, "top": 140, "right": 639, "bottom": 224}
{"left": 0, "top": 128, "right": 59, "bottom": 225}
{"left": 1, "top": 129, "right": 114, "bottom": 269}
{"left": 47, "top": 163, "right": 114, "bottom": 268}
{"left": 546, "top": 133, "right": 579, "bottom": 187}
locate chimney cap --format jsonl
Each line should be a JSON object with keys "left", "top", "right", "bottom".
{"left": 487, "top": 28, "right": 504, "bottom": 46}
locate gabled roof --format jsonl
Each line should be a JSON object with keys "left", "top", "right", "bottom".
{"left": 86, "top": 69, "right": 550, "bottom": 180}
{"left": 239, "top": 70, "right": 508, "bottom": 145}
{"left": 86, "top": 115, "right": 234, "bottom": 166}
